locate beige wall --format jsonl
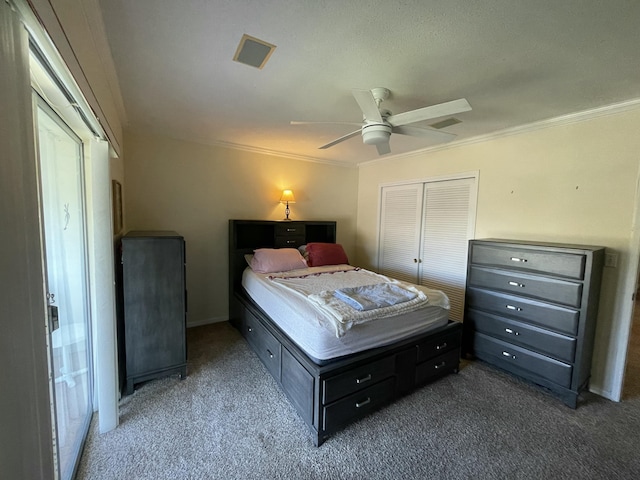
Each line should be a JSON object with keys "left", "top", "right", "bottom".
{"left": 123, "top": 131, "right": 359, "bottom": 326}
{"left": 356, "top": 106, "right": 640, "bottom": 401}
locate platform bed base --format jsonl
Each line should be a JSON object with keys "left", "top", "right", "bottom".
{"left": 232, "top": 292, "right": 462, "bottom": 446}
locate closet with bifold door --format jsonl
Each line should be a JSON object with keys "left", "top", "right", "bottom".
{"left": 378, "top": 176, "right": 477, "bottom": 321}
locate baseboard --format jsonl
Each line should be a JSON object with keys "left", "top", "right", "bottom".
{"left": 187, "top": 316, "right": 228, "bottom": 328}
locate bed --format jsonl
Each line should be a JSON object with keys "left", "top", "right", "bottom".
{"left": 228, "top": 219, "right": 462, "bottom": 446}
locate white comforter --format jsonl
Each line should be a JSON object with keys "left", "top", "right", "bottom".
{"left": 267, "top": 265, "right": 449, "bottom": 337}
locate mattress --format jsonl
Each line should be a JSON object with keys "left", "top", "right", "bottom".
{"left": 242, "top": 265, "right": 450, "bottom": 363}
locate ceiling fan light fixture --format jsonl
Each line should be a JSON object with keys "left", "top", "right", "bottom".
{"left": 362, "top": 124, "right": 391, "bottom": 145}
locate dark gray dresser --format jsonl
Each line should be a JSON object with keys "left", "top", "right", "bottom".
{"left": 464, "top": 239, "right": 604, "bottom": 407}
{"left": 121, "top": 231, "right": 187, "bottom": 394}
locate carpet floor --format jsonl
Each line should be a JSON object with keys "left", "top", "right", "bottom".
{"left": 77, "top": 321, "right": 640, "bottom": 479}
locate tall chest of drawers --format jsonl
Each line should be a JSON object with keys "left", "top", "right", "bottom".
{"left": 464, "top": 239, "right": 604, "bottom": 407}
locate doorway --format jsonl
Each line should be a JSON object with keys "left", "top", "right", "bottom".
{"left": 36, "top": 99, "right": 93, "bottom": 480}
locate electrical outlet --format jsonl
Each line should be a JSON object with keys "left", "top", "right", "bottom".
{"left": 604, "top": 252, "right": 618, "bottom": 268}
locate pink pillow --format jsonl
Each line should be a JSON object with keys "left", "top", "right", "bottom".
{"left": 306, "top": 243, "right": 349, "bottom": 267}
{"left": 250, "top": 248, "right": 307, "bottom": 273}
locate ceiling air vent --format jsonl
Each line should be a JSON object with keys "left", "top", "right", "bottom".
{"left": 429, "top": 117, "right": 461, "bottom": 129}
{"left": 233, "top": 34, "right": 276, "bottom": 69}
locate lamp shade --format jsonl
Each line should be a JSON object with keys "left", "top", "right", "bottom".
{"left": 280, "top": 189, "right": 296, "bottom": 204}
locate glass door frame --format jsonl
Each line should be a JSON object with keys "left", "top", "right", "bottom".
{"left": 34, "top": 92, "right": 94, "bottom": 480}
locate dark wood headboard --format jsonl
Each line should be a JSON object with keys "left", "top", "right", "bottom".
{"left": 228, "top": 220, "right": 337, "bottom": 321}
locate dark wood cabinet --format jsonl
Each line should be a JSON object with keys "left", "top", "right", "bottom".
{"left": 121, "top": 231, "right": 187, "bottom": 394}
{"left": 464, "top": 239, "right": 604, "bottom": 407}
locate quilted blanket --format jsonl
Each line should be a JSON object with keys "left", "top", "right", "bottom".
{"left": 268, "top": 266, "right": 434, "bottom": 337}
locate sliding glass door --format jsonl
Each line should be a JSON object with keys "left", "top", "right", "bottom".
{"left": 36, "top": 99, "right": 93, "bottom": 480}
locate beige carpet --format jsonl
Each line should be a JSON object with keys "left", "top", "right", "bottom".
{"left": 77, "top": 322, "right": 640, "bottom": 479}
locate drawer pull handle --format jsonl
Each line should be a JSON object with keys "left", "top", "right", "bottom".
{"left": 436, "top": 342, "right": 448, "bottom": 350}
{"left": 502, "top": 351, "right": 517, "bottom": 359}
{"left": 434, "top": 361, "right": 446, "bottom": 369}
{"left": 267, "top": 349, "right": 274, "bottom": 359}
{"left": 505, "top": 328, "right": 520, "bottom": 336}
{"left": 286, "top": 228, "right": 296, "bottom": 232}
{"left": 247, "top": 327, "right": 253, "bottom": 333}
{"left": 286, "top": 240, "right": 296, "bottom": 244}
{"left": 508, "top": 281, "right": 525, "bottom": 288}
{"left": 506, "top": 305, "right": 522, "bottom": 311}
{"left": 356, "top": 374, "right": 372, "bottom": 384}
{"left": 355, "top": 398, "right": 371, "bottom": 408}
{"left": 510, "top": 257, "right": 528, "bottom": 263}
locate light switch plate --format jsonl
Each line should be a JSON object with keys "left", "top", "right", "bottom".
{"left": 604, "top": 252, "right": 618, "bottom": 268}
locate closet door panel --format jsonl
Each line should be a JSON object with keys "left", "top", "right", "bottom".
{"left": 419, "top": 178, "right": 475, "bottom": 321}
{"left": 378, "top": 184, "right": 423, "bottom": 283}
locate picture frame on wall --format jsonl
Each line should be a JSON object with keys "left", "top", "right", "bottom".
{"left": 112, "top": 179, "right": 123, "bottom": 235}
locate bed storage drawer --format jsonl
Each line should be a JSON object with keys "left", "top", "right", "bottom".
{"left": 415, "top": 349, "right": 460, "bottom": 385}
{"left": 322, "top": 377, "right": 395, "bottom": 432}
{"left": 244, "top": 311, "right": 281, "bottom": 380}
{"left": 466, "top": 309, "right": 576, "bottom": 363}
{"left": 470, "top": 243, "right": 586, "bottom": 280}
{"left": 416, "top": 330, "right": 461, "bottom": 363}
{"left": 322, "top": 356, "right": 395, "bottom": 404}
{"left": 471, "top": 332, "right": 573, "bottom": 388}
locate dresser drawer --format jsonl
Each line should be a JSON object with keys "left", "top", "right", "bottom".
{"left": 244, "top": 312, "right": 281, "bottom": 380}
{"left": 468, "top": 266, "right": 583, "bottom": 308}
{"left": 467, "top": 287, "right": 579, "bottom": 336}
{"left": 416, "top": 330, "right": 461, "bottom": 363}
{"left": 471, "top": 333, "right": 573, "bottom": 388}
{"left": 466, "top": 309, "right": 576, "bottom": 363}
{"left": 322, "top": 356, "right": 395, "bottom": 404}
{"left": 323, "top": 377, "right": 395, "bottom": 432}
{"left": 415, "top": 349, "right": 460, "bottom": 385}
{"left": 470, "top": 244, "right": 586, "bottom": 280}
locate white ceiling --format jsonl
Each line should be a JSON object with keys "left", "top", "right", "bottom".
{"left": 97, "top": 0, "right": 640, "bottom": 166}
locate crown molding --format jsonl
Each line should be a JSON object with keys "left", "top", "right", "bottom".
{"left": 209, "top": 140, "right": 358, "bottom": 168}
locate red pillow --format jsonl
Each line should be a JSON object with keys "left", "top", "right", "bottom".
{"left": 305, "top": 243, "right": 349, "bottom": 267}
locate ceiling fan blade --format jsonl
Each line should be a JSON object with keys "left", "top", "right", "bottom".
{"left": 387, "top": 98, "right": 471, "bottom": 127}
{"left": 376, "top": 142, "right": 391, "bottom": 155}
{"left": 392, "top": 125, "right": 456, "bottom": 142}
{"left": 352, "top": 89, "right": 383, "bottom": 123}
{"left": 291, "top": 121, "right": 363, "bottom": 126}
{"left": 318, "top": 129, "right": 361, "bottom": 149}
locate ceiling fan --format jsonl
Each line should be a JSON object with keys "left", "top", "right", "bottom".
{"left": 292, "top": 87, "right": 472, "bottom": 155}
